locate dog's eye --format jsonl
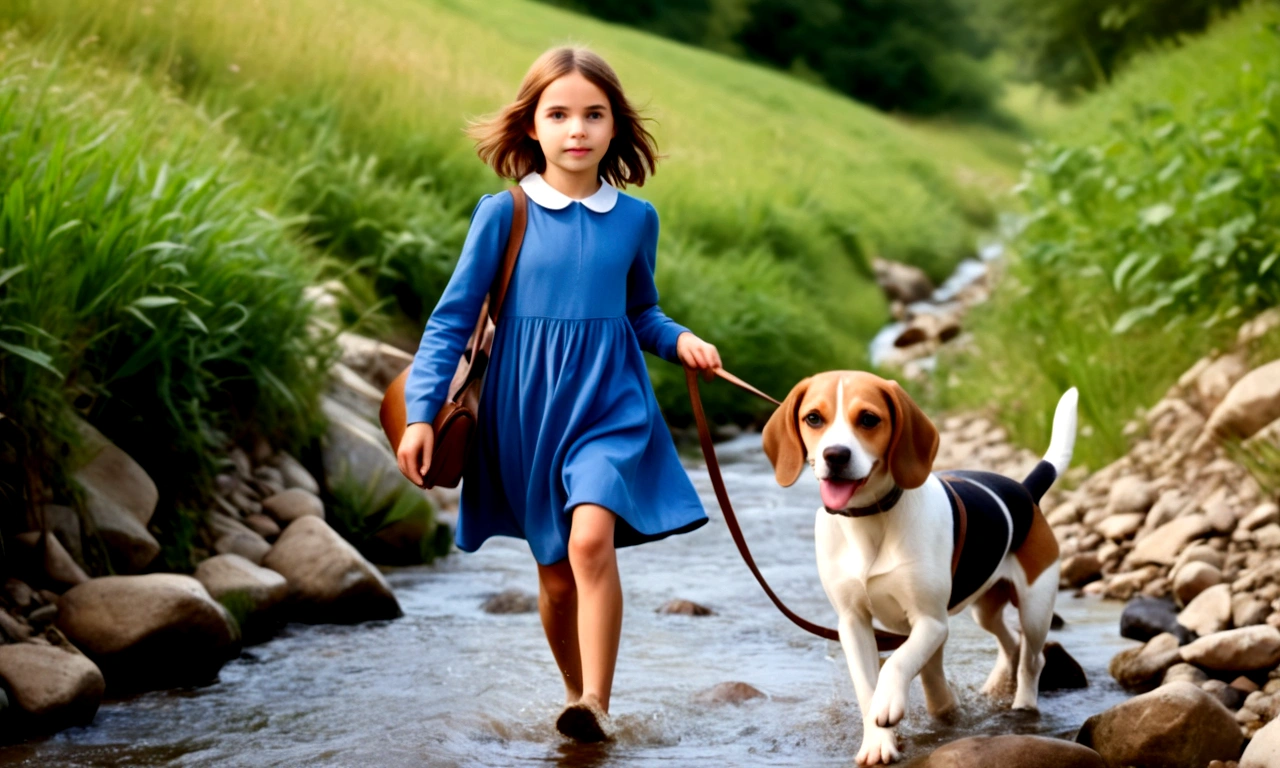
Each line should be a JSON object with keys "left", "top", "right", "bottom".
{"left": 857, "top": 411, "right": 882, "bottom": 429}
{"left": 803, "top": 412, "right": 824, "bottom": 428}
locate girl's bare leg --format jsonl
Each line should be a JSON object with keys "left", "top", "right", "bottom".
{"left": 536, "top": 559, "right": 583, "bottom": 704}
{"left": 566, "top": 503, "right": 622, "bottom": 712}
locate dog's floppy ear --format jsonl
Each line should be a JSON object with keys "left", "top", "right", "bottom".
{"left": 882, "top": 380, "right": 939, "bottom": 489}
{"left": 762, "top": 376, "right": 812, "bottom": 487}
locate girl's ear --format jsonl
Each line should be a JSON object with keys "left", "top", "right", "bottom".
{"left": 762, "top": 376, "right": 812, "bottom": 487}
{"left": 881, "top": 380, "right": 938, "bottom": 489}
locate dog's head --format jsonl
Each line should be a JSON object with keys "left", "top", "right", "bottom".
{"left": 762, "top": 371, "right": 939, "bottom": 512}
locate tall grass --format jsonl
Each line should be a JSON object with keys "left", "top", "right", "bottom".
{"left": 934, "top": 2, "right": 1280, "bottom": 471}
{"left": 0, "top": 41, "right": 334, "bottom": 560}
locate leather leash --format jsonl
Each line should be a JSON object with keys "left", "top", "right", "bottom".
{"left": 683, "top": 366, "right": 906, "bottom": 652}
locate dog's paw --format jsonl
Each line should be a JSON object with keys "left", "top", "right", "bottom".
{"left": 870, "top": 682, "right": 907, "bottom": 729}
{"left": 856, "top": 724, "right": 900, "bottom": 766}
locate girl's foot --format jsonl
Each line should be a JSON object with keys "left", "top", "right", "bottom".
{"left": 555, "top": 695, "right": 614, "bottom": 743}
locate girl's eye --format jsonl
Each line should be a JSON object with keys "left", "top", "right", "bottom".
{"left": 549, "top": 111, "right": 565, "bottom": 120}
{"left": 588, "top": 111, "right": 603, "bottom": 119}
{"left": 803, "top": 412, "right": 824, "bottom": 428}
{"left": 857, "top": 412, "right": 882, "bottom": 429}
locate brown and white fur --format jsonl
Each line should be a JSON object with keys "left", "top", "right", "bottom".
{"left": 762, "top": 371, "right": 1077, "bottom": 765}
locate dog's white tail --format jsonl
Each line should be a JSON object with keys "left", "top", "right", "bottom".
{"left": 1044, "top": 387, "right": 1079, "bottom": 477}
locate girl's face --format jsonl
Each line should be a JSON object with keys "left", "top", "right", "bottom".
{"left": 527, "top": 72, "right": 616, "bottom": 180}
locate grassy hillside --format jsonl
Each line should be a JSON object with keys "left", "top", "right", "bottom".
{"left": 935, "top": 1, "right": 1280, "bottom": 472}
{"left": 1, "top": 0, "right": 1024, "bottom": 420}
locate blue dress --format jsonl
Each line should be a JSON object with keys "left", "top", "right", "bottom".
{"left": 404, "top": 175, "right": 708, "bottom": 565}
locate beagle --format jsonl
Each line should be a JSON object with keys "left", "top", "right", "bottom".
{"left": 763, "top": 371, "right": 1077, "bottom": 766}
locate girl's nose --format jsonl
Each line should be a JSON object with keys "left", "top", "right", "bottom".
{"left": 569, "top": 118, "right": 587, "bottom": 137}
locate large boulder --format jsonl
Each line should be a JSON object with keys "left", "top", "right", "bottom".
{"left": 907, "top": 735, "right": 1104, "bottom": 768}
{"left": 1241, "top": 714, "right": 1280, "bottom": 767}
{"left": 1179, "top": 625, "right": 1280, "bottom": 672}
{"left": 1109, "top": 632, "right": 1182, "bottom": 692}
{"left": 1172, "top": 561, "right": 1222, "bottom": 607}
{"left": 321, "top": 395, "right": 410, "bottom": 511}
{"left": 0, "top": 642, "right": 104, "bottom": 736}
{"left": 70, "top": 418, "right": 160, "bottom": 573}
{"left": 273, "top": 453, "right": 320, "bottom": 496}
{"left": 1177, "top": 583, "right": 1232, "bottom": 636}
{"left": 1203, "top": 359, "right": 1280, "bottom": 443}
{"left": 260, "top": 488, "right": 324, "bottom": 526}
{"left": 55, "top": 575, "right": 240, "bottom": 693}
{"left": 1076, "top": 681, "right": 1243, "bottom": 768}
{"left": 261, "top": 516, "right": 401, "bottom": 624}
{"left": 1121, "top": 596, "right": 1194, "bottom": 644}
{"left": 1128, "top": 515, "right": 1210, "bottom": 567}
{"left": 13, "top": 530, "right": 89, "bottom": 592}
{"left": 194, "top": 554, "right": 289, "bottom": 643}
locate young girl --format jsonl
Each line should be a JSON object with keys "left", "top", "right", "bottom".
{"left": 395, "top": 46, "right": 721, "bottom": 742}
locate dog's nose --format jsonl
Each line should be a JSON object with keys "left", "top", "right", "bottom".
{"left": 823, "top": 445, "right": 851, "bottom": 467}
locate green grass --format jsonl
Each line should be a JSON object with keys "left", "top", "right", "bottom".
{"left": 933, "top": 2, "right": 1280, "bottom": 472}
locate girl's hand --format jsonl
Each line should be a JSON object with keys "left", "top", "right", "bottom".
{"left": 396, "top": 422, "right": 435, "bottom": 487}
{"left": 676, "top": 332, "right": 721, "bottom": 379}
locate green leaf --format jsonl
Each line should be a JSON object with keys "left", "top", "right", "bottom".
{"left": 1113, "top": 252, "right": 1143, "bottom": 292}
{"left": 1112, "top": 296, "right": 1174, "bottom": 334}
{"left": 131, "top": 296, "right": 181, "bottom": 309}
{"left": 0, "top": 264, "right": 27, "bottom": 289}
{"left": 1196, "top": 171, "right": 1243, "bottom": 203}
{"left": 1156, "top": 156, "right": 1185, "bottom": 183}
{"left": 1139, "top": 203, "right": 1175, "bottom": 227}
{"left": 1260, "top": 252, "right": 1279, "bottom": 276}
{"left": 0, "top": 340, "right": 64, "bottom": 379}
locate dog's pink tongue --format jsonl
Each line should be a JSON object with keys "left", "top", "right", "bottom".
{"left": 820, "top": 479, "right": 859, "bottom": 510}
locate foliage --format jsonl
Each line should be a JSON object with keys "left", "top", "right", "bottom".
{"left": 935, "top": 4, "right": 1280, "bottom": 470}
{"left": 991, "top": 0, "right": 1246, "bottom": 96}
{"left": 326, "top": 469, "right": 446, "bottom": 566}
{"left": 0, "top": 45, "right": 334, "bottom": 556}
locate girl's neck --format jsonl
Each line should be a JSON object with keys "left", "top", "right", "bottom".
{"left": 540, "top": 165, "right": 602, "bottom": 201}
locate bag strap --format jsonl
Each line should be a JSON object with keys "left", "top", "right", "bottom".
{"left": 684, "top": 366, "right": 907, "bottom": 651}
{"left": 489, "top": 187, "right": 528, "bottom": 322}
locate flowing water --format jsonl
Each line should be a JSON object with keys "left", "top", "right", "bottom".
{"left": 0, "top": 434, "right": 1134, "bottom": 767}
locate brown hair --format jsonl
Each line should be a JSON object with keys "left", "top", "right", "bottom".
{"left": 468, "top": 47, "right": 659, "bottom": 188}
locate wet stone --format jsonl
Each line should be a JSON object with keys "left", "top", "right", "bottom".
{"left": 481, "top": 589, "right": 538, "bottom": 615}
{"left": 658, "top": 599, "right": 714, "bottom": 616}
{"left": 692, "top": 681, "right": 765, "bottom": 705}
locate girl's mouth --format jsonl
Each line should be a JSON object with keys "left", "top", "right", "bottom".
{"left": 566, "top": 148, "right": 590, "bottom": 157}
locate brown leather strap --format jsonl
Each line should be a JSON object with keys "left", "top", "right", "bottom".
{"left": 685, "top": 366, "right": 906, "bottom": 651}
{"left": 939, "top": 476, "right": 968, "bottom": 578}
{"left": 489, "top": 187, "right": 527, "bottom": 322}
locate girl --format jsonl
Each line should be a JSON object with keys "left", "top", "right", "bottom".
{"left": 395, "top": 46, "right": 721, "bottom": 742}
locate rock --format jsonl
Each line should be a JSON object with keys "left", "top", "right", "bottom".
{"left": 1203, "top": 360, "right": 1280, "bottom": 444}
{"left": 1039, "top": 641, "right": 1087, "bottom": 691}
{"left": 1175, "top": 543, "right": 1226, "bottom": 573}
{"left": 336, "top": 331, "right": 414, "bottom": 390}
{"left": 261, "top": 516, "right": 401, "bottom": 624}
{"left": 194, "top": 554, "right": 288, "bottom": 642}
{"left": 904, "top": 735, "right": 1105, "bottom": 768}
{"left": 55, "top": 575, "right": 240, "bottom": 693}
{"left": 658, "top": 599, "right": 715, "bottom": 616}
{"left": 261, "top": 488, "right": 325, "bottom": 525}
{"left": 1240, "top": 503, "right": 1280, "bottom": 532}
{"left": 13, "top": 531, "right": 89, "bottom": 592}
{"left": 4, "top": 579, "right": 35, "bottom": 610}
{"left": 1104, "top": 567, "right": 1158, "bottom": 601}
{"left": 1255, "top": 524, "right": 1280, "bottom": 551}
{"left": 27, "top": 604, "right": 57, "bottom": 630}
{"left": 274, "top": 453, "right": 320, "bottom": 496}
{"left": 1129, "top": 514, "right": 1211, "bottom": 567}
{"left": 1062, "top": 553, "right": 1103, "bottom": 587}
{"left": 71, "top": 418, "right": 160, "bottom": 573}
{"left": 1180, "top": 626, "right": 1280, "bottom": 672}
{"left": 1109, "top": 632, "right": 1182, "bottom": 692}
{"left": 1121, "top": 596, "right": 1194, "bottom": 644}
{"left": 242, "top": 513, "right": 281, "bottom": 540}
{"left": 872, "top": 258, "right": 933, "bottom": 304}
{"left": 1173, "top": 561, "right": 1222, "bottom": 607}
{"left": 214, "top": 532, "right": 271, "bottom": 565}
{"left": 1163, "top": 663, "right": 1209, "bottom": 686}
{"left": 1178, "top": 583, "right": 1233, "bottom": 636}
{"left": 1097, "top": 512, "right": 1145, "bottom": 541}
{"left": 1233, "top": 594, "right": 1270, "bottom": 629}
{"left": 1231, "top": 675, "right": 1260, "bottom": 694}
{"left": 1205, "top": 497, "right": 1239, "bottom": 535}
{"left": 1241, "top": 713, "right": 1280, "bottom": 767}
{"left": 39, "top": 504, "right": 84, "bottom": 565}
{"left": 691, "top": 681, "right": 766, "bottom": 705}
{"left": 0, "top": 610, "right": 31, "bottom": 643}
{"left": 1076, "top": 681, "right": 1243, "bottom": 768}
{"left": 0, "top": 643, "right": 104, "bottom": 734}
{"left": 1238, "top": 308, "right": 1280, "bottom": 346}
{"left": 481, "top": 589, "right": 538, "bottom": 614}
{"left": 1202, "top": 678, "right": 1245, "bottom": 710}
{"left": 321, "top": 396, "right": 417, "bottom": 512}
{"left": 1144, "top": 490, "right": 1193, "bottom": 535}
{"left": 1107, "top": 476, "right": 1156, "bottom": 515}
{"left": 1197, "top": 353, "right": 1250, "bottom": 412}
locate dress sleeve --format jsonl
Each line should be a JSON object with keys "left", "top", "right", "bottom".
{"left": 404, "top": 192, "right": 513, "bottom": 426}
{"left": 626, "top": 200, "right": 690, "bottom": 363}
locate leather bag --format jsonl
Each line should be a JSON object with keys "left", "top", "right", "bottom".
{"left": 379, "top": 187, "right": 528, "bottom": 488}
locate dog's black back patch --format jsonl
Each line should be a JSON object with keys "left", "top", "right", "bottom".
{"left": 941, "top": 471, "right": 1037, "bottom": 610}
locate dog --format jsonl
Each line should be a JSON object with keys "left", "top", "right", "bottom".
{"left": 762, "top": 371, "right": 1077, "bottom": 766}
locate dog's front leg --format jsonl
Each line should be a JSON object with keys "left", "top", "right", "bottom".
{"left": 870, "top": 615, "right": 948, "bottom": 730}
{"left": 839, "top": 615, "right": 900, "bottom": 766}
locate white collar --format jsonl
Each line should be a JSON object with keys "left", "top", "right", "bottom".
{"left": 518, "top": 172, "right": 618, "bottom": 213}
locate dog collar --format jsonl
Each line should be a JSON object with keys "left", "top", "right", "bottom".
{"left": 825, "top": 485, "right": 904, "bottom": 518}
